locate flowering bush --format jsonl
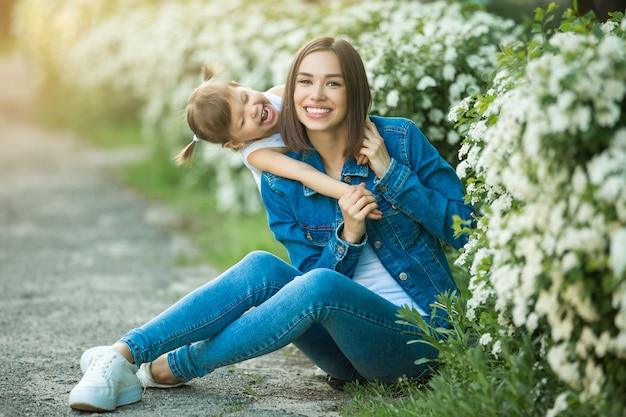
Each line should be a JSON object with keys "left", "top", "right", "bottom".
{"left": 358, "top": 0, "right": 518, "bottom": 164}
{"left": 13, "top": 0, "right": 517, "bottom": 212}
{"left": 449, "top": 4, "right": 626, "bottom": 416}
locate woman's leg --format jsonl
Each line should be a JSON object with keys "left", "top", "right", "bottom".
{"left": 120, "top": 251, "right": 301, "bottom": 375}
{"left": 69, "top": 251, "right": 300, "bottom": 411}
{"left": 168, "top": 268, "right": 437, "bottom": 383}
{"left": 291, "top": 323, "right": 361, "bottom": 381}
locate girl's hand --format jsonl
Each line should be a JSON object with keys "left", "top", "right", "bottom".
{"left": 338, "top": 183, "right": 380, "bottom": 243}
{"left": 366, "top": 208, "right": 383, "bottom": 220}
{"left": 357, "top": 119, "right": 391, "bottom": 179}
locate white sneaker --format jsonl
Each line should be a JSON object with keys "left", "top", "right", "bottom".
{"left": 136, "top": 362, "right": 185, "bottom": 389}
{"left": 80, "top": 346, "right": 184, "bottom": 389}
{"left": 69, "top": 347, "right": 142, "bottom": 412}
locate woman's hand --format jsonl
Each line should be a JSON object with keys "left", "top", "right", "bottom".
{"left": 338, "top": 183, "right": 380, "bottom": 243}
{"left": 357, "top": 119, "right": 391, "bottom": 180}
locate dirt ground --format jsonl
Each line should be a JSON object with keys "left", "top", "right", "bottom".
{"left": 0, "top": 54, "right": 348, "bottom": 416}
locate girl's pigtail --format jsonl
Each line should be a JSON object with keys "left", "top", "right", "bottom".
{"left": 203, "top": 65, "right": 218, "bottom": 82}
{"left": 174, "top": 139, "right": 196, "bottom": 166}
{"left": 177, "top": 64, "right": 229, "bottom": 167}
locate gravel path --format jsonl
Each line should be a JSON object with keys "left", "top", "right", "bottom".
{"left": 0, "top": 54, "right": 346, "bottom": 417}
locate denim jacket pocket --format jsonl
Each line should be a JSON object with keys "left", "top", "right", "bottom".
{"left": 300, "top": 224, "right": 334, "bottom": 248}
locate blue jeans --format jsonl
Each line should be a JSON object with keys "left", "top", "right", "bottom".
{"left": 120, "top": 251, "right": 438, "bottom": 383}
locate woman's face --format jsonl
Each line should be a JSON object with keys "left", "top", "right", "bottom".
{"left": 293, "top": 50, "right": 348, "bottom": 137}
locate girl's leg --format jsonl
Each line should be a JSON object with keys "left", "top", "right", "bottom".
{"left": 169, "top": 268, "right": 438, "bottom": 383}
{"left": 119, "top": 251, "right": 300, "bottom": 375}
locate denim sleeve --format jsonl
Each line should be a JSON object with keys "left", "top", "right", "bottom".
{"left": 261, "top": 174, "right": 364, "bottom": 274}
{"left": 374, "top": 121, "right": 475, "bottom": 249}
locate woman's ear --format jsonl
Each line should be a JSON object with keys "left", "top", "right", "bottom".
{"left": 224, "top": 140, "right": 244, "bottom": 150}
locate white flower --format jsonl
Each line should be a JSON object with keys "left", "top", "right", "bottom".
{"left": 598, "top": 34, "right": 626, "bottom": 61}
{"left": 562, "top": 282, "right": 599, "bottom": 323}
{"left": 601, "top": 78, "right": 626, "bottom": 102}
{"left": 491, "top": 340, "right": 502, "bottom": 357}
{"left": 583, "top": 359, "right": 605, "bottom": 397}
{"left": 601, "top": 21, "right": 618, "bottom": 35}
{"left": 547, "top": 344, "right": 581, "bottom": 388}
{"left": 594, "top": 331, "right": 611, "bottom": 358}
{"left": 479, "top": 333, "right": 493, "bottom": 346}
{"left": 417, "top": 76, "right": 437, "bottom": 90}
{"left": 560, "top": 252, "right": 579, "bottom": 273}
{"left": 546, "top": 392, "right": 569, "bottom": 417}
{"left": 610, "top": 228, "right": 626, "bottom": 277}
{"left": 442, "top": 64, "right": 456, "bottom": 81}
{"left": 444, "top": 47, "right": 458, "bottom": 63}
{"left": 425, "top": 108, "right": 443, "bottom": 126}
{"left": 385, "top": 89, "right": 399, "bottom": 108}
{"left": 526, "top": 312, "right": 539, "bottom": 333}
{"left": 446, "top": 129, "right": 460, "bottom": 145}
{"left": 550, "top": 31, "right": 587, "bottom": 54}
{"left": 595, "top": 100, "right": 621, "bottom": 127}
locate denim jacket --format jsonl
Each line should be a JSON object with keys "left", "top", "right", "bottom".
{"left": 261, "top": 116, "right": 475, "bottom": 317}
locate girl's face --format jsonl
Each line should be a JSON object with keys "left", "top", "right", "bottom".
{"left": 293, "top": 50, "right": 348, "bottom": 137}
{"left": 227, "top": 86, "right": 280, "bottom": 146}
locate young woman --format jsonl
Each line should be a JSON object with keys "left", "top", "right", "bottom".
{"left": 68, "top": 37, "right": 474, "bottom": 412}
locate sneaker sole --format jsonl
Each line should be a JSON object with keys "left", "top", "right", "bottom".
{"left": 69, "top": 383, "right": 142, "bottom": 411}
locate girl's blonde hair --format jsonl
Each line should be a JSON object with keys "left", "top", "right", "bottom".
{"left": 175, "top": 66, "right": 240, "bottom": 166}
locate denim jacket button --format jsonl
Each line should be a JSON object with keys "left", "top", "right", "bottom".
{"left": 374, "top": 240, "right": 382, "bottom": 249}
{"left": 380, "top": 185, "right": 388, "bottom": 193}
{"left": 306, "top": 232, "right": 313, "bottom": 241}
{"left": 344, "top": 176, "right": 352, "bottom": 184}
{"left": 399, "top": 272, "right": 408, "bottom": 281}
{"left": 338, "top": 246, "right": 346, "bottom": 254}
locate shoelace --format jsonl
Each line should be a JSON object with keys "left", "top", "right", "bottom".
{"left": 87, "top": 353, "right": 113, "bottom": 377}
{"left": 138, "top": 364, "right": 153, "bottom": 394}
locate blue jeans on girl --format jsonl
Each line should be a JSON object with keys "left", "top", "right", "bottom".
{"left": 120, "top": 251, "right": 437, "bottom": 383}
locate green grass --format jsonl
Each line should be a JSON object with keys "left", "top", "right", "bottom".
{"left": 342, "top": 378, "right": 430, "bottom": 416}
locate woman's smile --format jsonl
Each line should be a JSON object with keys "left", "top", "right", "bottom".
{"left": 304, "top": 106, "right": 332, "bottom": 117}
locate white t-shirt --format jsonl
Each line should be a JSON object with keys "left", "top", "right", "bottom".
{"left": 353, "top": 244, "right": 425, "bottom": 313}
{"left": 240, "top": 91, "right": 285, "bottom": 190}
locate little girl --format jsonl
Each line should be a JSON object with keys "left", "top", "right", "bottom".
{"left": 176, "top": 66, "right": 378, "bottom": 206}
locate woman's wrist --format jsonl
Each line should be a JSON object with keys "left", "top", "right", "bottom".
{"left": 338, "top": 224, "right": 366, "bottom": 244}
{"left": 340, "top": 232, "right": 363, "bottom": 244}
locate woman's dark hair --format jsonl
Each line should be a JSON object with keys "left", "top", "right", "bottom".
{"left": 279, "top": 37, "right": 371, "bottom": 159}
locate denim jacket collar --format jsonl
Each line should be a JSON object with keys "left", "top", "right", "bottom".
{"left": 301, "top": 151, "right": 370, "bottom": 197}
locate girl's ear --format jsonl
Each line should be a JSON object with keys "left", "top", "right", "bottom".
{"left": 224, "top": 140, "right": 244, "bottom": 150}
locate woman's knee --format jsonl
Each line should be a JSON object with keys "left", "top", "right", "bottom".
{"left": 241, "top": 250, "right": 276, "bottom": 263}
{"left": 240, "top": 250, "right": 282, "bottom": 268}
{"left": 233, "top": 251, "right": 297, "bottom": 286}
{"left": 296, "top": 269, "right": 351, "bottom": 298}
